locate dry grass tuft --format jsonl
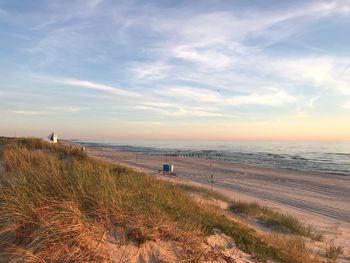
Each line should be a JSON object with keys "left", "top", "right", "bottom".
{"left": 324, "top": 240, "right": 344, "bottom": 263}
{"left": 264, "top": 234, "right": 321, "bottom": 263}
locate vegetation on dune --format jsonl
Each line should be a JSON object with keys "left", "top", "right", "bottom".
{"left": 178, "top": 183, "right": 323, "bottom": 263}
{"left": 177, "top": 183, "right": 231, "bottom": 203}
{"left": 178, "top": 183, "right": 322, "bottom": 241}
{"left": 0, "top": 138, "right": 321, "bottom": 262}
{"left": 229, "top": 201, "right": 322, "bottom": 240}
{"left": 324, "top": 240, "right": 344, "bottom": 263}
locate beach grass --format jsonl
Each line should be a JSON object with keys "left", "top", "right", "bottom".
{"left": 177, "top": 183, "right": 231, "bottom": 202}
{"left": 324, "top": 240, "right": 344, "bottom": 262}
{"left": 177, "top": 181, "right": 322, "bottom": 241}
{"left": 229, "top": 201, "right": 322, "bottom": 240}
{"left": 0, "top": 137, "right": 321, "bottom": 262}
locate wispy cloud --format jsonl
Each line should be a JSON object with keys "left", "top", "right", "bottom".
{"left": 260, "top": 56, "right": 350, "bottom": 93}
{"left": 117, "top": 0, "right": 350, "bottom": 112}
{"left": 155, "top": 86, "right": 297, "bottom": 107}
{"left": 46, "top": 106, "right": 86, "bottom": 112}
{"left": 309, "top": 96, "right": 320, "bottom": 108}
{"left": 132, "top": 61, "right": 171, "bottom": 80}
{"left": 172, "top": 45, "right": 232, "bottom": 69}
{"left": 12, "top": 110, "right": 46, "bottom": 115}
{"left": 11, "top": 107, "right": 86, "bottom": 116}
{"left": 62, "top": 79, "right": 141, "bottom": 98}
{"left": 226, "top": 89, "right": 297, "bottom": 106}
{"left": 163, "top": 107, "right": 224, "bottom": 117}
{"left": 157, "top": 87, "right": 221, "bottom": 103}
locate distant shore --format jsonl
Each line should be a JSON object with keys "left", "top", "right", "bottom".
{"left": 77, "top": 143, "right": 350, "bottom": 251}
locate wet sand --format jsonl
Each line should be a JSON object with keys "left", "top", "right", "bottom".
{"left": 84, "top": 145, "right": 350, "bottom": 253}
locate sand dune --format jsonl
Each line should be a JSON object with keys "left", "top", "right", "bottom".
{"left": 85, "top": 146, "right": 350, "bottom": 254}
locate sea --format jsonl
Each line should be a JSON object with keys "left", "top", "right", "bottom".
{"left": 77, "top": 140, "right": 350, "bottom": 176}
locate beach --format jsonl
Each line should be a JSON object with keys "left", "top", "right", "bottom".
{"left": 85, "top": 145, "right": 350, "bottom": 252}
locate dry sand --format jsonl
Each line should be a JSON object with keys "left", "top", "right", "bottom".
{"left": 104, "top": 227, "right": 254, "bottom": 263}
{"left": 84, "top": 146, "right": 350, "bottom": 259}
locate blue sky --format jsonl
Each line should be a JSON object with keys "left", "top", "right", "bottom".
{"left": 1, "top": 0, "right": 350, "bottom": 140}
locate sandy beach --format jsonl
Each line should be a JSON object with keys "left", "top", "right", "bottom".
{"left": 84, "top": 145, "right": 350, "bottom": 252}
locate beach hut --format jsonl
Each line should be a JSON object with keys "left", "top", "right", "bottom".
{"left": 162, "top": 163, "right": 174, "bottom": 173}
{"left": 46, "top": 132, "right": 58, "bottom": 144}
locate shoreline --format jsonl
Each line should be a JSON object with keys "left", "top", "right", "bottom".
{"left": 76, "top": 141, "right": 350, "bottom": 177}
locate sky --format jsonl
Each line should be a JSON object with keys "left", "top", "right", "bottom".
{"left": 0, "top": 0, "right": 350, "bottom": 141}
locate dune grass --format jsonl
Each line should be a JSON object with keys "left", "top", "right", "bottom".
{"left": 177, "top": 183, "right": 231, "bottom": 202}
{"left": 0, "top": 137, "right": 321, "bottom": 262}
{"left": 229, "top": 201, "right": 322, "bottom": 240}
{"left": 177, "top": 182, "right": 321, "bottom": 240}
{"left": 264, "top": 234, "right": 321, "bottom": 263}
{"left": 324, "top": 240, "right": 344, "bottom": 263}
